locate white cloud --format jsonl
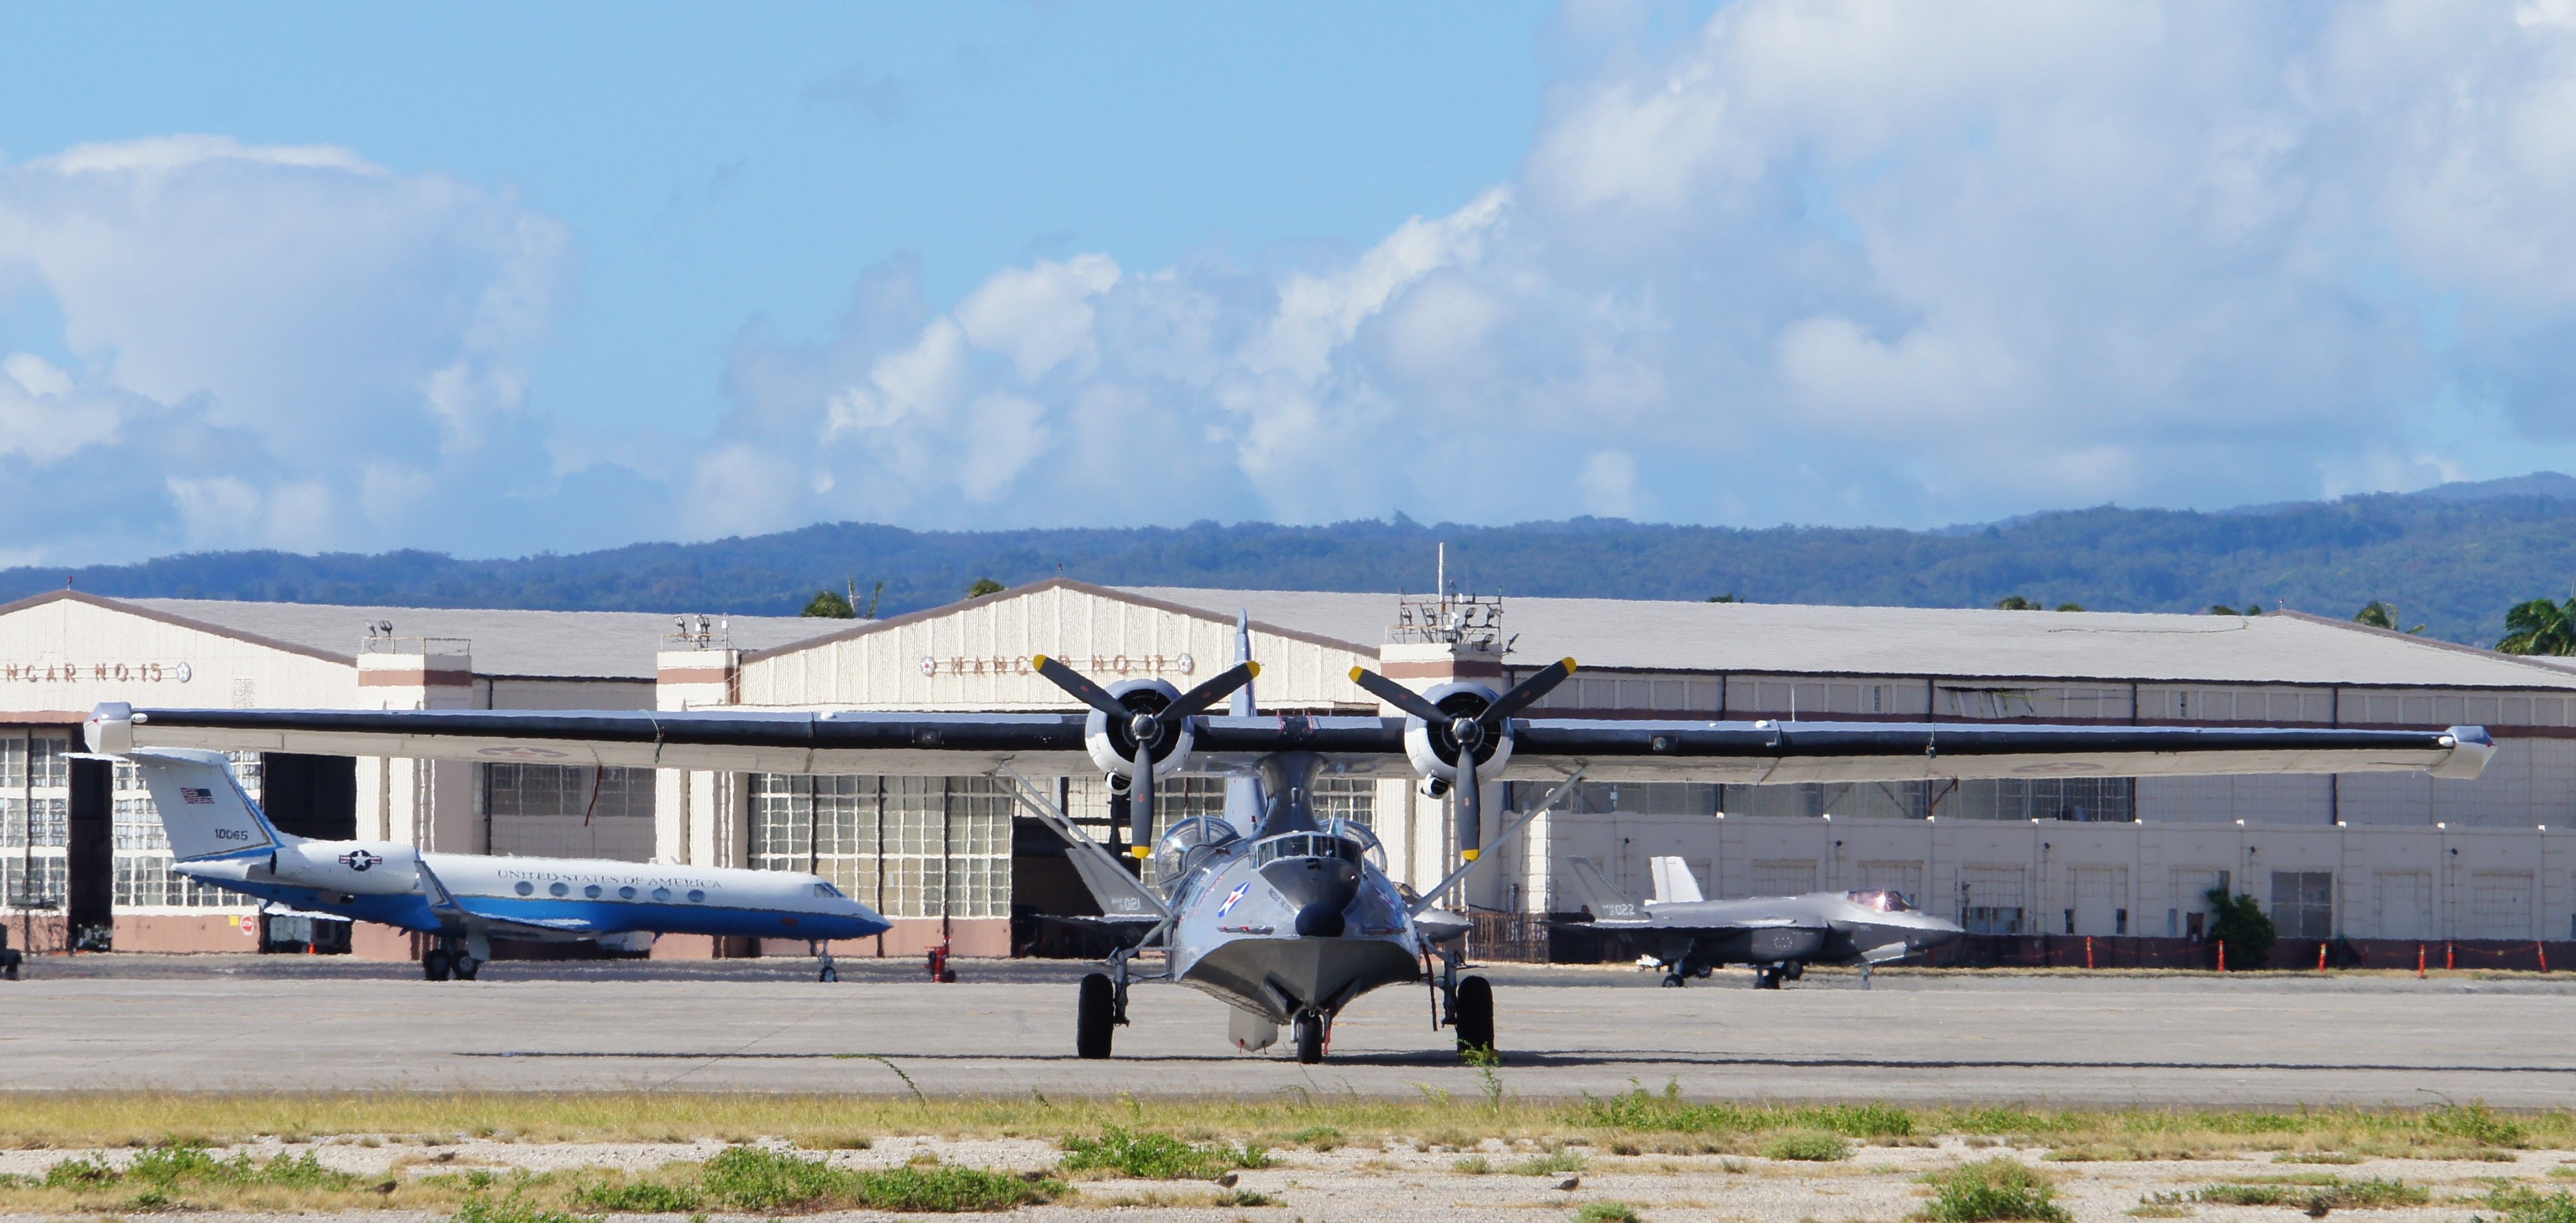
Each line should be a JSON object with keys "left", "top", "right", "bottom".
{"left": 16, "top": 2, "right": 2576, "bottom": 563}
{"left": 0, "top": 135, "right": 587, "bottom": 560}
{"left": 702, "top": 0, "right": 2576, "bottom": 534}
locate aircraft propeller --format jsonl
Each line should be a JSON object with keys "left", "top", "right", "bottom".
{"left": 1034, "top": 655, "right": 1261, "bottom": 856}
{"left": 1348, "top": 657, "right": 1575, "bottom": 861}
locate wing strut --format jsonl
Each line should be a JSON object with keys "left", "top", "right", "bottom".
{"left": 1408, "top": 765, "right": 1588, "bottom": 917}
{"left": 992, "top": 763, "right": 1170, "bottom": 923}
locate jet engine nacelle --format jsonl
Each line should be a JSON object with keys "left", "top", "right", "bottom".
{"left": 1401, "top": 681, "right": 1516, "bottom": 784}
{"left": 1081, "top": 678, "right": 1196, "bottom": 780}
{"left": 268, "top": 840, "right": 423, "bottom": 896}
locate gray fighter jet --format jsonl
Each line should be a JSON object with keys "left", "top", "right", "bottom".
{"left": 1558, "top": 854, "right": 1964, "bottom": 988}
{"left": 86, "top": 618, "right": 2496, "bottom": 1065}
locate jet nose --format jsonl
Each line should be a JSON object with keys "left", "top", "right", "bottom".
{"left": 1920, "top": 916, "right": 1966, "bottom": 948}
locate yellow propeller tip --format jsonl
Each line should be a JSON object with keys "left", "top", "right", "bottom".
{"left": 1129, "top": 846, "right": 1150, "bottom": 859}
{"left": 1347, "top": 666, "right": 1366, "bottom": 682}
{"left": 1031, "top": 654, "right": 1050, "bottom": 668}
{"left": 1563, "top": 657, "right": 1578, "bottom": 672}
{"left": 1460, "top": 849, "right": 1481, "bottom": 863}
{"left": 1245, "top": 661, "right": 1261, "bottom": 678}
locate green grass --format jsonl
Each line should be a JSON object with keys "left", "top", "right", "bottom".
{"left": 1452, "top": 1155, "right": 1495, "bottom": 1175}
{"left": 1762, "top": 1131, "right": 1852, "bottom": 1162}
{"left": 1057, "top": 1127, "right": 1269, "bottom": 1180}
{"left": 2144, "top": 1177, "right": 2428, "bottom": 1211}
{"left": 1921, "top": 1158, "right": 2073, "bottom": 1223}
{"left": 694, "top": 1146, "right": 1060, "bottom": 1213}
{"left": 1511, "top": 1149, "right": 1587, "bottom": 1176}
{"left": 572, "top": 1180, "right": 705, "bottom": 1213}
{"left": 1577, "top": 1204, "right": 1645, "bottom": 1223}
{"left": 2484, "top": 1185, "right": 2576, "bottom": 1223}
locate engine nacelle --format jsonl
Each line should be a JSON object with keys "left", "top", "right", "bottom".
{"left": 1401, "top": 681, "right": 1515, "bottom": 783}
{"left": 1081, "top": 678, "right": 1197, "bottom": 779}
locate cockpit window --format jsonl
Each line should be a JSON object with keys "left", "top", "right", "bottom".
{"left": 813, "top": 882, "right": 844, "bottom": 899}
{"left": 1846, "top": 889, "right": 1915, "bottom": 913}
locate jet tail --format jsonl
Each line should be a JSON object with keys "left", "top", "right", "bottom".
{"left": 1649, "top": 856, "right": 1704, "bottom": 904}
{"left": 1559, "top": 856, "right": 1645, "bottom": 922}
{"left": 124, "top": 749, "right": 289, "bottom": 860}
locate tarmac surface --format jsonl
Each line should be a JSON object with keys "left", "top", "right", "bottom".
{"left": 3, "top": 954, "right": 2572, "bottom": 1105}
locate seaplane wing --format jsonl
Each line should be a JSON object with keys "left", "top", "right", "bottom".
{"left": 88, "top": 704, "right": 2496, "bottom": 784}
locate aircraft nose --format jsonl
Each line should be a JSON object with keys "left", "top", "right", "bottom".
{"left": 1921, "top": 916, "right": 1966, "bottom": 947}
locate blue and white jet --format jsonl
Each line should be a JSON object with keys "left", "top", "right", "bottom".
{"left": 91, "top": 739, "right": 889, "bottom": 980}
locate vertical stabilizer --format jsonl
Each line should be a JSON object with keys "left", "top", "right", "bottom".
{"left": 1649, "top": 856, "right": 1703, "bottom": 904}
{"left": 1559, "top": 855, "right": 1644, "bottom": 920}
{"left": 125, "top": 749, "right": 288, "bottom": 860}
{"left": 1223, "top": 608, "right": 1265, "bottom": 834}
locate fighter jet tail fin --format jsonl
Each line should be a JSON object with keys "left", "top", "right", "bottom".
{"left": 1559, "top": 856, "right": 1646, "bottom": 923}
{"left": 1648, "top": 856, "right": 1704, "bottom": 904}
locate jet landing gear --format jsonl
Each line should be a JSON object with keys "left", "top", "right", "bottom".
{"left": 811, "top": 941, "right": 838, "bottom": 983}
{"left": 1659, "top": 958, "right": 1715, "bottom": 988}
{"left": 1751, "top": 961, "right": 1804, "bottom": 990}
{"left": 422, "top": 935, "right": 481, "bottom": 982}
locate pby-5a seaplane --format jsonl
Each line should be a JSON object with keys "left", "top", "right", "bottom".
{"left": 85, "top": 624, "right": 2495, "bottom": 1062}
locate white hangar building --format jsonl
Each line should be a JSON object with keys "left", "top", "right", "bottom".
{"left": 6, "top": 579, "right": 2575, "bottom": 966}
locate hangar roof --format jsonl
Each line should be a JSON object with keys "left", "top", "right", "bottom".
{"left": 1113, "top": 585, "right": 2576, "bottom": 691}
{"left": 122, "top": 598, "right": 845, "bottom": 680}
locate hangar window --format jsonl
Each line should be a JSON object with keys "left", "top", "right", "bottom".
{"left": 1311, "top": 778, "right": 1376, "bottom": 827}
{"left": 1938, "top": 777, "right": 2135, "bottom": 822}
{"left": 2270, "top": 871, "right": 2334, "bottom": 939}
{"left": 483, "top": 764, "right": 657, "bottom": 863}
{"left": 749, "top": 774, "right": 1012, "bottom": 920}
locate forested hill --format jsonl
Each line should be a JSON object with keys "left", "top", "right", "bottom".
{"left": 14, "top": 473, "right": 2576, "bottom": 646}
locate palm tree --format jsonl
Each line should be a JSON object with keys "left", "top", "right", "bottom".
{"left": 2498, "top": 597, "right": 2576, "bottom": 656}
{"left": 2353, "top": 601, "right": 2426, "bottom": 634}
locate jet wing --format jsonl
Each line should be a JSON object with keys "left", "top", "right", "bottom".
{"left": 87, "top": 704, "right": 2496, "bottom": 783}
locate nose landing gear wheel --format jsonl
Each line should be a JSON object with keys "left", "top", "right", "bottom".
{"left": 1454, "top": 974, "right": 1495, "bottom": 1055}
{"left": 1753, "top": 965, "right": 1783, "bottom": 989}
{"left": 1660, "top": 973, "right": 1686, "bottom": 988}
{"left": 1293, "top": 1012, "right": 1325, "bottom": 1064}
{"left": 1076, "top": 972, "right": 1116, "bottom": 1060}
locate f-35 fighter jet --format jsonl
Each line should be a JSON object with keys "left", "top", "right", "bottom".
{"left": 1559, "top": 854, "right": 1965, "bottom": 988}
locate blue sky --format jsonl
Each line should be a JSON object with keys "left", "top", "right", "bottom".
{"left": 1, "top": 2, "right": 2573, "bottom": 562}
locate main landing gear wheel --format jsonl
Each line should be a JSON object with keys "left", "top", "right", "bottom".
{"left": 1076, "top": 972, "right": 1116, "bottom": 1060}
{"left": 1293, "top": 1012, "right": 1326, "bottom": 1064}
{"left": 452, "top": 955, "right": 481, "bottom": 981}
{"left": 1753, "top": 965, "right": 1785, "bottom": 990}
{"left": 1454, "top": 975, "right": 1495, "bottom": 1055}
{"left": 422, "top": 949, "right": 452, "bottom": 982}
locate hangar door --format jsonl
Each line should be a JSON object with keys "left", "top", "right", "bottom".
{"left": 2471, "top": 871, "right": 2534, "bottom": 939}
{"left": 261, "top": 754, "right": 356, "bottom": 841}
{"left": 2071, "top": 867, "right": 2128, "bottom": 935}
{"left": 2374, "top": 871, "right": 2431, "bottom": 939}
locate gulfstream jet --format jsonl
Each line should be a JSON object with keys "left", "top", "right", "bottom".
{"left": 103, "top": 747, "right": 889, "bottom": 980}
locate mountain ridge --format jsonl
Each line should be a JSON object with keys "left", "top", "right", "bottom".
{"left": 14, "top": 475, "right": 2576, "bottom": 647}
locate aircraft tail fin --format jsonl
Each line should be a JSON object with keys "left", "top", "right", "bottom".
{"left": 124, "top": 749, "right": 289, "bottom": 860}
{"left": 1649, "top": 856, "right": 1704, "bottom": 904}
{"left": 1558, "top": 855, "right": 1644, "bottom": 921}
